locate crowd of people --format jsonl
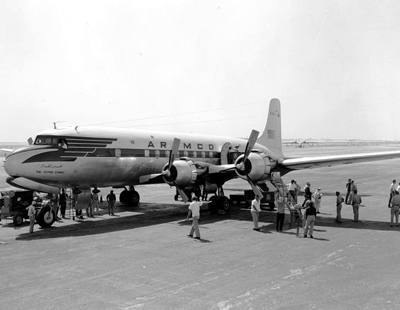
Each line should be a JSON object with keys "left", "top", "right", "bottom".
{"left": 243, "top": 178, "right": 365, "bottom": 239}
{"left": 18, "top": 188, "right": 119, "bottom": 234}
{"left": 5, "top": 176, "right": 400, "bottom": 237}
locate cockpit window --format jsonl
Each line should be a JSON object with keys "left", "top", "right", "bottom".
{"left": 58, "top": 139, "right": 68, "bottom": 149}
{"left": 34, "top": 136, "right": 62, "bottom": 146}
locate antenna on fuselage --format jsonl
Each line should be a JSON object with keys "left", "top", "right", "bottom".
{"left": 53, "top": 121, "right": 65, "bottom": 129}
{"left": 75, "top": 126, "right": 79, "bottom": 133}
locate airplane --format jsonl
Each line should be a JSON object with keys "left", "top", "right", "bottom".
{"left": 4, "top": 98, "right": 400, "bottom": 227}
{"left": 287, "top": 139, "right": 314, "bottom": 148}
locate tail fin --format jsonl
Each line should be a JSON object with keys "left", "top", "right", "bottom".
{"left": 257, "top": 98, "right": 283, "bottom": 156}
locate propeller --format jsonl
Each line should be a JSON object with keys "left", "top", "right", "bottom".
{"left": 162, "top": 138, "right": 190, "bottom": 203}
{"left": 237, "top": 129, "right": 259, "bottom": 173}
{"left": 163, "top": 138, "right": 180, "bottom": 179}
{"left": 236, "top": 130, "right": 265, "bottom": 198}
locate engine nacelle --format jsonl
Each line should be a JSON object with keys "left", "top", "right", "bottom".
{"left": 162, "top": 159, "right": 197, "bottom": 188}
{"left": 235, "top": 152, "right": 273, "bottom": 182}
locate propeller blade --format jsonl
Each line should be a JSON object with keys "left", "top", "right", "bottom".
{"left": 168, "top": 138, "right": 181, "bottom": 168}
{"left": 243, "top": 130, "right": 259, "bottom": 160}
{"left": 176, "top": 187, "right": 189, "bottom": 203}
{"left": 246, "top": 175, "right": 264, "bottom": 198}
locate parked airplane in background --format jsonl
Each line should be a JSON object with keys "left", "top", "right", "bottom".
{"left": 287, "top": 139, "right": 314, "bottom": 148}
{"left": 4, "top": 98, "right": 400, "bottom": 226}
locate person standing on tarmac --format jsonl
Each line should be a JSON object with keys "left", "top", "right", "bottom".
{"left": 26, "top": 200, "right": 36, "bottom": 234}
{"left": 186, "top": 197, "right": 209, "bottom": 240}
{"left": 250, "top": 195, "right": 262, "bottom": 231}
{"left": 345, "top": 179, "right": 352, "bottom": 204}
{"left": 275, "top": 191, "right": 286, "bottom": 232}
{"left": 351, "top": 189, "right": 362, "bottom": 222}
{"left": 335, "top": 191, "right": 344, "bottom": 223}
{"left": 107, "top": 190, "right": 116, "bottom": 216}
{"left": 92, "top": 187, "right": 100, "bottom": 215}
{"left": 288, "top": 180, "right": 297, "bottom": 203}
{"left": 389, "top": 180, "right": 397, "bottom": 207}
{"left": 302, "top": 182, "right": 312, "bottom": 207}
{"left": 304, "top": 200, "right": 317, "bottom": 238}
{"left": 389, "top": 190, "right": 400, "bottom": 227}
{"left": 59, "top": 189, "right": 67, "bottom": 218}
{"left": 313, "top": 188, "right": 323, "bottom": 214}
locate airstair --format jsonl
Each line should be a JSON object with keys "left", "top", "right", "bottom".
{"left": 270, "top": 172, "right": 289, "bottom": 198}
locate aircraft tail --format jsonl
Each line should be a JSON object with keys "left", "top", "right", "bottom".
{"left": 257, "top": 98, "right": 283, "bottom": 156}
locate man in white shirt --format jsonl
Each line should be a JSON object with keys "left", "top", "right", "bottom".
{"left": 26, "top": 200, "right": 36, "bottom": 234}
{"left": 251, "top": 195, "right": 262, "bottom": 231}
{"left": 187, "top": 197, "right": 208, "bottom": 240}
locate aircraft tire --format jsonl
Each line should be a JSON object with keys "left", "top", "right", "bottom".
{"left": 130, "top": 191, "right": 140, "bottom": 206}
{"left": 36, "top": 206, "right": 56, "bottom": 228}
{"left": 119, "top": 190, "right": 129, "bottom": 205}
{"left": 220, "top": 196, "right": 230, "bottom": 213}
{"left": 13, "top": 213, "right": 24, "bottom": 226}
{"left": 208, "top": 196, "right": 219, "bottom": 214}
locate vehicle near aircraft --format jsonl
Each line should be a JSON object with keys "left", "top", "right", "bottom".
{"left": 4, "top": 98, "right": 400, "bottom": 225}
{"left": 0, "top": 190, "right": 55, "bottom": 227}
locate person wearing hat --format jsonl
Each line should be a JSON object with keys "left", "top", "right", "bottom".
{"left": 313, "top": 188, "right": 323, "bottom": 214}
{"left": 26, "top": 200, "right": 37, "bottom": 234}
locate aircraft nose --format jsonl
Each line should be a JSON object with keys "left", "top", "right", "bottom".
{"left": 4, "top": 150, "right": 24, "bottom": 177}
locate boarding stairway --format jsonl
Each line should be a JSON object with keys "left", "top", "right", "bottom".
{"left": 270, "top": 172, "right": 289, "bottom": 198}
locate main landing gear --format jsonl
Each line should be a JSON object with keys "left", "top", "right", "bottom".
{"left": 119, "top": 186, "right": 140, "bottom": 206}
{"left": 205, "top": 187, "right": 231, "bottom": 214}
{"left": 208, "top": 195, "right": 231, "bottom": 214}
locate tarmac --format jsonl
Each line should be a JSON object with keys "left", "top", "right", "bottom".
{"left": 2, "top": 145, "right": 400, "bottom": 309}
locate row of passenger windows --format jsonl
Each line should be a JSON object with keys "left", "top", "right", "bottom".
{"left": 87, "top": 149, "right": 218, "bottom": 158}
{"left": 144, "top": 150, "right": 218, "bottom": 159}
{"left": 34, "top": 136, "right": 219, "bottom": 158}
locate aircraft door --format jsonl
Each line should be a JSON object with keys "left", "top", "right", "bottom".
{"left": 221, "top": 142, "right": 242, "bottom": 165}
{"left": 220, "top": 142, "right": 232, "bottom": 165}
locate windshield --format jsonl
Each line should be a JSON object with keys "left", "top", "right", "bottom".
{"left": 34, "top": 136, "right": 67, "bottom": 149}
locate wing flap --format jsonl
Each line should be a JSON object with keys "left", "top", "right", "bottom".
{"left": 281, "top": 151, "right": 400, "bottom": 170}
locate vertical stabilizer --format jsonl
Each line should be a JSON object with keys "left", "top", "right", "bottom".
{"left": 257, "top": 98, "right": 283, "bottom": 156}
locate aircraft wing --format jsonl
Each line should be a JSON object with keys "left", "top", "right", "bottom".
{"left": 280, "top": 150, "right": 400, "bottom": 170}
{"left": 139, "top": 163, "right": 237, "bottom": 186}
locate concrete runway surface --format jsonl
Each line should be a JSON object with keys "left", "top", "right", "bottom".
{"left": 1, "top": 145, "right": 400, "bottom": 310}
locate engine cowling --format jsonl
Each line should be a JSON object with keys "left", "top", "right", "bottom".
{"left": 162, "top": 159, "right": 197, "bottom": 188}
{"left": 235, "top": 152, "right": 274, "bottom": 182}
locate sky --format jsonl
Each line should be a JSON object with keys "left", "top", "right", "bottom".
{"left": 1, "top": 0, "right": 400, "bottom": 142}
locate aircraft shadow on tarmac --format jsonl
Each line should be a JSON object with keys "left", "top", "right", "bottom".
{"left": 11, "top": 202, "right": 400, "bottom": 241}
